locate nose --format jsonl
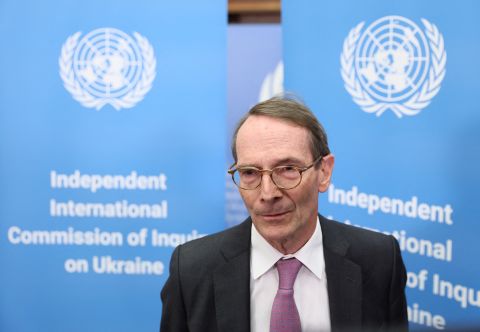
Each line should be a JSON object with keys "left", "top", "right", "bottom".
{"left": 259, "top": 173, "right": 282, "bottom": 201}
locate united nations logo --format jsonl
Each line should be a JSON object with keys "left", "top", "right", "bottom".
{"left": 341, "top": 16, "right": 446, "bottom": 117}
{"left": 59, "top": 28, "right": 156, "bottom": 110}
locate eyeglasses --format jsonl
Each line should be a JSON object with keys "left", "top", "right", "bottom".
{"left": 228, "top": 155, "right": 323, "bottom": 190}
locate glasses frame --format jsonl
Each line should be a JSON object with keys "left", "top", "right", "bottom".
{"left": 228, "top": 155, "right": 323, "bottom": 190}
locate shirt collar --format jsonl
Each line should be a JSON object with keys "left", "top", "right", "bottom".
{"left": 250, "top": 216, "right": 325, "bottom": 280}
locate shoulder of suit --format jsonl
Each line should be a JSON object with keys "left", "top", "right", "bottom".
{"left": 321, "top": 216, "right": 397, "bottom": 258}
{"left": 175, "top": 219, "right": 250, "bottom": 262}
{"left": 323, "top": 217, "right": 390, "bottom": 240}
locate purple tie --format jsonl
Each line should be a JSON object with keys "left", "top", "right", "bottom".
{"left": 270, "top": 258, "right": 302, "bottom": 332}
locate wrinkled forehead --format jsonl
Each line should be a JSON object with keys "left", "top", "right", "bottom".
{"left": 235, "top": 115, "right": 313, "bottom": 166}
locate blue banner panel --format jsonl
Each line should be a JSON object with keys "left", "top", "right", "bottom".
{"left": 226, "top": 24, "right": 283, "bottom": 226}
{"left": 283, "top": 0, "right": 480, "bottom": 330}
{"left": 0, "top": 1, "right": 226, "bottom": 331}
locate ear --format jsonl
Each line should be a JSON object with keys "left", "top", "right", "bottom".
{"left": 318, "top": 154, "right": 335, "bottom": 193}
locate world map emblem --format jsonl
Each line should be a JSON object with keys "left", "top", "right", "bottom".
{"left": 340, "top": 16, "right": 446, "bottom": 117}
{"left": 59, "top": 28, "right": 156, "bottom": 110}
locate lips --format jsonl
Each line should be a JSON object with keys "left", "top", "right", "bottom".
{"left": 259, "top": 210, "right": 291, "bottom": 220}
{"left": 262, "top": 211, "right": 288, "bottom": 217}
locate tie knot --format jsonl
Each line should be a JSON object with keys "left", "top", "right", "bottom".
{"left": 276, "top": 258, "right": 302, "bottom": 290}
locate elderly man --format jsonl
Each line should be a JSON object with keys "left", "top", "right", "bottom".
{"left": 160, "top": 97, "right": 408, "bottom": 332}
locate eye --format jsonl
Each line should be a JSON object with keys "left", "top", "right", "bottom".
{"left": 275, "top": 166, "right": 299, "bottom": 178}
{"left": 238, "top": 168, "right": 260, "bottom": 178}
{"left": 278, "top": 165, "right": 297, "bottom": 172}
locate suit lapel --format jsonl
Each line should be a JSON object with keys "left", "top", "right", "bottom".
{"left": 213, "top": 219, "right": 251, "bottom": 332}
{"left": 320, "top": 216, "right": 362, "bottom": 331}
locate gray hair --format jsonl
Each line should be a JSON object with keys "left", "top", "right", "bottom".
{"left": 231, "top": 96, "right": 330, "bottom": 163}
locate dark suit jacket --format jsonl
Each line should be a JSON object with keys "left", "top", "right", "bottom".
{"left": 160, "top": 215, "right": 408, "bottom": 332}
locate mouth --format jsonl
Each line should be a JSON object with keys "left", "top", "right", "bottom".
{"left": 259, "top": 210, "right": 290, "bottom": 221}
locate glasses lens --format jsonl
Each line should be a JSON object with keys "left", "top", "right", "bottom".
{"left": 272, "top": 166, "right": 301, "bottom": 189}
{"left": 234, "top": 168, "right": 261, "bottom": 189}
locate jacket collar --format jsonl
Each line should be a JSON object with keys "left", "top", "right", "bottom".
{"left": 213, "top": 219, "right": 251, "bottom": 332}
{"left": 320, "top": 215, "right": 362, "bottom": 331}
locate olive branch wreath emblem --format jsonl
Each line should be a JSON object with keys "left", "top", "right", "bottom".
{"left": 340, "top": 18, "right": 446, "bottom": 118}
{"left": 59, "top": 31, "right": 156, "bottom": 111}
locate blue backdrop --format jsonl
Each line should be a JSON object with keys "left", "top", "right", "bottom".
{"left": 226, "top": 24, "right": 283, "bottom": 227}
{"left": 283, "top": 0, "right": 480, "bottom": 330}
{"left": 0, "top": 1, "right": 226, "bottom": 331}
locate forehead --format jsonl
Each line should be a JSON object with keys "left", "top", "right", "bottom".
{"left": 236, "top": 115, "right": 312, "bottom": 166}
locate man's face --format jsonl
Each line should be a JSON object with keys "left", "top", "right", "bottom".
{"left": 235, "top": 115, "right": 334, "bottom": 253}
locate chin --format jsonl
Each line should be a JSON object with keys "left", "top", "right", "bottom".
{"left": 256, "top": 222, "right": 293, "bottom": 243}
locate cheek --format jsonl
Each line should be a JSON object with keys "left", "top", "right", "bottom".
{"left": 292, "top": 183, "right": 319, "bottom": 213}
{"left": 239, "top": 191, "right": 257, "bottom": 210}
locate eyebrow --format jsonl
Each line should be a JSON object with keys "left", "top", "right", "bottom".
{"left": 236, "top": 157, "right": 307, "bottom": 169}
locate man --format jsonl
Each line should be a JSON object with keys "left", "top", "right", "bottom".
{"left": 160, "top": 97, "right": 408, "bottom": 332}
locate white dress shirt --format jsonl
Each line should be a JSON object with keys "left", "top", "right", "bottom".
{"left": 250, "top": 217, "right": 331, "bottom": 332}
